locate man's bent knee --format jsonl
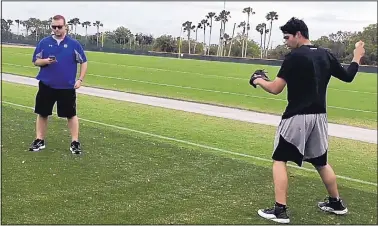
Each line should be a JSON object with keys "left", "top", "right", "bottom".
{"left": 313, "top": 163, "right": 328, "bottom": 171}
{"left": 67, "top": 115, "right": 78, "bottom": 120}
{"left": 273, "top": 160, "right": 288, "bottom": 164}
{"left": 38, "top": 114, "right": 49, "bottom": 119}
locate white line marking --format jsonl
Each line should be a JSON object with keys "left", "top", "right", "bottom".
{"left": 329, "top": 87, "right": 377, "bottom": 94}
{"left": 3, "top": 52, "right": 377, "bottom": 95}
{"left": 2, "top": 100, "right": 377, "bottom": 187}
{"left": 88, "top": 73, "right": 286, "bottom": 101}
{"left": 3, "top": 52, "right": 247, "bottom": 80}
{"left": 2, "top": 62, "right": 377, "bottom": 114}
{"left": 3, "top": 73, "right": 377, "bottom": 144}
{"left": 94, "top": 61, "right": 247, "bottom": 81}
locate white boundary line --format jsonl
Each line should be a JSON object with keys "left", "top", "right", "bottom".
{"left": 2, "top": 73, "right": 377, "bottom": 144}
{"left": 4, "top": 52, "right": 246, "bottom": 81}
{"left": 2, "top": 100, "right": 377, "bottom": 187}
{"left": 2, "top": 63, "right": 377, "bottom": 114}
{"left": 3, "top": 51, "right": 377, "bottom": 95}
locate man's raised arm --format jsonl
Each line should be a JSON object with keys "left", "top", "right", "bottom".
{"left": 329, "top": 41, "right": 365, "bottom": 83}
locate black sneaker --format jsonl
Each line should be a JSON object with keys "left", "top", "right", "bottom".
{"left": 29, "top": 139, "right": 45, "bottom": 152}
{"left": 70, "top": 141, "right": 82, "bottom": 154}
{"left": 318, "top": 197, "right": 348, "bottom": 215}
{"left": 257, "top": 205, "right": 290, "bottom": 224}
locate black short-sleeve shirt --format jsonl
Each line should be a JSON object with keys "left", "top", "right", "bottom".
{"left": 277, "top": 44, "right": 358, "bottom": 119}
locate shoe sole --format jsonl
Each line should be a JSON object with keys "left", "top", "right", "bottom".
{"left": 70, "top": 147, "right": 82, "bottom": 154}
{"left": 318, "top": 205, "right": 348, "bottom": 215}
{"left": 29, "top": 145, "right": 46, "bottom": 152}
{"left": 257, "top": 210, "right": 290, "bottom": 224}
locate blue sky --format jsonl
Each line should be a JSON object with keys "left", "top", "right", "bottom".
{"left": 2, "top": 1, "right": 377, "bottom": 47}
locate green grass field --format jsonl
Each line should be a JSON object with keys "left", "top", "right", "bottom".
{"left": 2, "top": 82, "right": 377, "bottom": 225}
{"left": 2, "top": 46, "right": 377, "bottom": 129}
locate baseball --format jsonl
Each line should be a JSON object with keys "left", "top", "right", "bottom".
{"left": 355, "top": 41, "right": 363, "bottom": 48}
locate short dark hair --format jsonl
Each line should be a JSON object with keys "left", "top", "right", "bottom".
{"left": 52, "top": 15, "right": 66, "bottom": 25}
{"left": 280, "top": 17, "right": 309, "bottom": 39}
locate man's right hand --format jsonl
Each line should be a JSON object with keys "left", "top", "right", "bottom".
{"left": 352, "top": 40, "right": 365, "bottom": 64}
{"left": 35, "top": 58, "right": 56, "bottom": 66}
{"left": 44, "top": 58, "right": 57, "bottom": 64}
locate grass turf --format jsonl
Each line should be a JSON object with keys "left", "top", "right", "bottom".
{"left": 2, "top": 82, "right": 376, "bottom": 224}
{"left": 1, "top": 47, "right": 377, "bottom": 129}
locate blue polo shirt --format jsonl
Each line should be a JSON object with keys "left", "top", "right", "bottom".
{"left": 32, "top": 35, "right": 87, "bottom": 89}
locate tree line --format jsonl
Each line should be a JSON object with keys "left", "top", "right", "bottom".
{"left": 1, "top": 11, "right": 377, "bottom": 65}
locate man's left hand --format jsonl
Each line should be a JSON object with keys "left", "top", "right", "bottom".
{"left": 249, "top": 69, "right": 270, "bottom": 88}
{"left": 74, "top": 80, "right": 82, "bottom": 89}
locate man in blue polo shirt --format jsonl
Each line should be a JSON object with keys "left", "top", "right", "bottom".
{"left": 29, "top": 14, "right": 88, "bottom": 154}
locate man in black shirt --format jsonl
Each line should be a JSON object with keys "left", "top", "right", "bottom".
{"left": 250, "top": 17, "right": 365, "bottom": 224}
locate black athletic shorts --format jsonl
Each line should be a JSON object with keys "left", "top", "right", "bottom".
{"left": 34, "top": 81, "right": 77, "bottom": 118}
{"left": 272, "top": 114, "right": 328, "bottom": 167}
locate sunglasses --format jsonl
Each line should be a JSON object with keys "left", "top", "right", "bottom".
{"left": 283, "top": 36, "right": 290, "bottom": 40}
{"left": 51, "top": 25, "right": 63, "bottom": 30}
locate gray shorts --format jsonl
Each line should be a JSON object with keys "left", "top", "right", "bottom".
{"left": 272, "top": 113, "right": 328, "bottom": 167}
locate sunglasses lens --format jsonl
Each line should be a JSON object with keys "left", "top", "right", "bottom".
{"left": 52, "top": 26, "right": 62, "bottom": 29}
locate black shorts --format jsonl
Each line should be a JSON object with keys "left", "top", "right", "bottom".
{"left": 272, "top": 114, "right": 328, "bottom": 167}
{"left": 34, "top": 81, "right": 77, "bottom": 118}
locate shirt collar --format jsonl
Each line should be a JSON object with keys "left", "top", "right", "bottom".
{"left": 50, "top": 35, "right": 70, "bottom": 43}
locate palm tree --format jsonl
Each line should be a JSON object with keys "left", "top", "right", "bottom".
{"left": 1, "top": 19, "right": 9, "bottom": 31}
{"left": 228, "top": 23, "right": 236, "bottom": 57}
{"left": 67, "top": 19, "right": 75, "bottom": 35}
{"left": 6, "top": 19, "right": 13, "bottom": 39}
{"left": 41, "top": 20, "right": 50, "bottom": 35}
{"left": 14, "top": 19, "right": 21, "bottom": 37}
{"left": 81, "top": 21, "right": 91, "bottom": 40}
{"left": 221, "top": 10, "right": 231, "bottom": 56}
{"left": 47, "top": 17, "right": 53, "bottom": 34}
{"left": 214, "top": 15, "right": 222, "bottom": 56}
{"left": 28, "top": 18, "right": 42, "bottom": 41}
{"left": 182, "top": 21, "right": 195, "bottom": 54}
{"left": 93, "top": 20, "right": 103, "bottom": 46}
{"left": 200, "top": 19, "right": 209, "bottom": 55}
{"left": 21, "top": 20, "right": 31, "bottom": 36}
{"left": 6, "top": 19, "right": 13, "bottom": 31}
{"left": 193, "top": 22, "right": 202, "bottom": 54}
{"left": 238, "top": 21, "right": 246, "bottom": 57}
{"left": 265, "top": 11, "right": 278, "bottom": 57}
{"left": 223, "top": 33, "right": 232, "bottom": 56}
{"left": 178, "top": 27, "right": 183, "bottom": 56}
{"left": 206, "top": 12, "right": 216, "bottom": 55}
{"left": 216, "top": 10, "right": 231, "bottom": 56}
{"left": 262, "top": 23, "right": 269, "bottom": 59}
{"left": 256, "top": 23, "right": 264, "bottom": 58}
{"left": 71, "top": 17, "right": 81, "bottom": 37}
{"left": 242, "top": 7, "right": 256, "bottom": 58}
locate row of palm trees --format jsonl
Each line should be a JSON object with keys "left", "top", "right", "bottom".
{"left": 5, "top": 8, "right": 279, "bottom": 58}
{"left": 3, "top": 17, "right": 155, "bottom": 49}
{"left": 66, "top": 18, "right": 103, "bottom": 45}
{"left": 3, "top": 18, "right": 104, "bottom": 46}
{"left": 181, "top": 7, "right": 279, "bottom": 58}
